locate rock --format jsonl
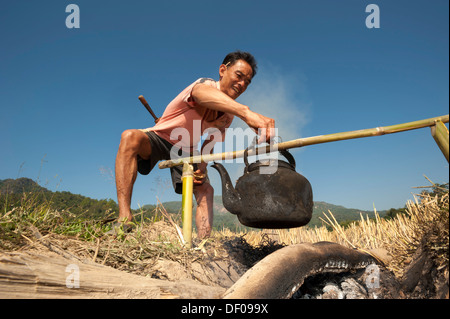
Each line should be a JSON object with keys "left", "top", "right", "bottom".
{"left": 341, "top": 278, "right": 368, "bottom": 299}
{"left": 322, "top": 283, "right": 344, "bottom": 299}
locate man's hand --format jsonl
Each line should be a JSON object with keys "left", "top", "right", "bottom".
{"left": 242, "top": 108, "right": 276, "bottom": 144}
{"left": 193, "top": 162, "right": 208, "bottom": 185}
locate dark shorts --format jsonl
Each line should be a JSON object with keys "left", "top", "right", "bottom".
{"left": 137, "top": 131, "right": 205, "bottom": 194}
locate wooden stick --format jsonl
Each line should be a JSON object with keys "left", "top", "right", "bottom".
{"left": 158, "top": 114, "right": 449, "bottom": 169}
{"left": 431, "top": 120, "right": 449, "bottom": 162}
{"left": 138, "top": 95, "right": 160, "bottom": 123}
{"left": 181, "top": 163, "right": 194, "bottom": 249}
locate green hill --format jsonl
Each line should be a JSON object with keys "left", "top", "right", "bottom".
{"left": 151, "top": 197, "right": 386, "bottom": 230}
{"left": 1, "top": 177, "right": 386, "bottom": 230}
{"left": 142, "top": 196, "right": 249, "bottom": 232}
{"left": 310, "top": 201, "right": 386, "bottom": 228}
{"left": 0, "top": 178, "right": 119, "bottom": 219}
{"left": 0, "top": 177, "right": 48, "bottom": 194}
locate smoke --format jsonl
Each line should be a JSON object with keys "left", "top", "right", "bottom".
{"left": 237, "top": 64, "right": 312, "bottom": 142}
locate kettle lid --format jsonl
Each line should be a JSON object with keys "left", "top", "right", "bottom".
{"left": 244, "top": 146, "right": 296, "bottom": 173}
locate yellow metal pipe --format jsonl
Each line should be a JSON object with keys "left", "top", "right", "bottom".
{"left": 158, "top": 114, "right": 449, "bottom": 169}
{"left": 181, "top": 163, "right": 194, "bottom": 248}
{"left": 431, "top": 120, "right": 449, "bottom": 162}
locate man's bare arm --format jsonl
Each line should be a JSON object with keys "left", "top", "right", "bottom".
{"left": 192, "top": 83, "right": 250, "bottom": 119}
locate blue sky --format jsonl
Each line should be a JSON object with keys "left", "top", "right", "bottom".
{"left": 1, "top": 0, "right": 448, "bottom": 212}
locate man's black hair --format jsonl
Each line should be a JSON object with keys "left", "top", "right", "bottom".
{"left": 222, "top": 51, "right": 257, "bottom": 78}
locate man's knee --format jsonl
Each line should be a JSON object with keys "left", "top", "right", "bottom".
{"left": 120, "top": 129, "right": 140, "bottom": 147}
{"left": 119, "top": 129, "right": 151, "bottom": 157}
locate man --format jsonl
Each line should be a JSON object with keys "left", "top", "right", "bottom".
{"left": 115, "top": 51, "right": 275, "bottom": 238}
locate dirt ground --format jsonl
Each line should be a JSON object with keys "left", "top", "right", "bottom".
{"left": 0, "top": 221, "right": 285, "bottom": 298}
{"left": 1, "top": 220, "right": 448, "bottom": 299}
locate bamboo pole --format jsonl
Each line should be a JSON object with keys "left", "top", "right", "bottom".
{"left": 158, "top": 114, "right": 449, "bottom": 169}
{"left": 181, "top": 163, "right": 194, "bottom": 248}
{"left": 431, "top": 120, "right": 449, "bottom": 162}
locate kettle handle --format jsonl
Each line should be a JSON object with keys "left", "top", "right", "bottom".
{"left": 243, "top": 147, "right": 251, "bottom": 174}
{"left": 279, "top": 149, "right": 296, "bottom": 169}
{"left": 243, "top": 136, "right": 259, "bottom": 172}
{"left": 244, "top": 145, "right": 296, "bottom": 171}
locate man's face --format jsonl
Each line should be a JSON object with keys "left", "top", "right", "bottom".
{"left": 219, "top": 59, "right": 253, "bottom": 100}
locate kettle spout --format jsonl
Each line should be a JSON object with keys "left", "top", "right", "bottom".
{"left": 211, "top": 162, "right": 242, "bottom": 215}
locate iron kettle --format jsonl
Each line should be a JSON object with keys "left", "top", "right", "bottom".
{"left": 211, "top": 148, "right": 313, "bottom": 229}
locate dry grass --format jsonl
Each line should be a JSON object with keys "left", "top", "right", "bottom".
{"left": 236, "top": 187, "right": 449, "bottom": 278}
{"left": 2, "top": 183, "right": 448, "bottom": 283}
{"left": 0, "top": 198, "right": 269, "bottom": 280}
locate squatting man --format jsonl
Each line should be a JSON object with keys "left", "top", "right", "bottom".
{"left": 114, "top": 51, "right": 275, "bottom": 238}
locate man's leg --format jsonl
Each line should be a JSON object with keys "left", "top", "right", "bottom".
{"left": 115, "top": 129, "right": 152, "bottom": 222}
{"left": 193, "top": 183, "right": 214, "bottom": 239}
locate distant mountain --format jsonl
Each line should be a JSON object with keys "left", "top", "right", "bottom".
{"left": 144, "top": 196, "right": 386, "bottom": 229}
{"left": 0, "top": 178, "right": 118, "bottom": 219}
{"left": 310, "top": 201, "right": 385, "bottom": 228}
{"left": 142, "top": 196, "right": 248, "bottom": 231}
{"left": 1, "top": 177, "right": 386, "bottom": 229}
{"left": 0, "top": 177, "right": 48, "bottom": 195}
